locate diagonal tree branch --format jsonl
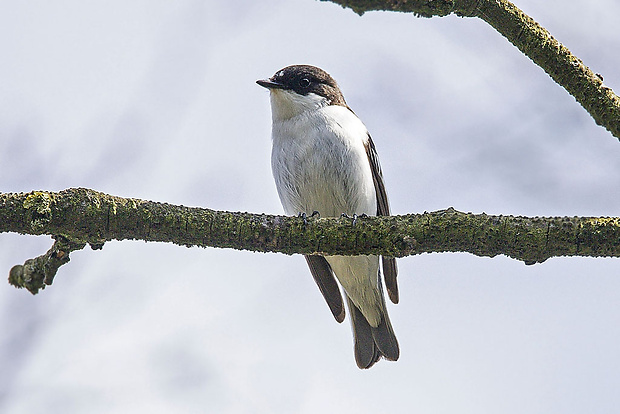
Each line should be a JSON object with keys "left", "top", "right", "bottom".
{"left": 2, "top": 189, "right": 619, "bottom": 294}
{"left": 322, "top": 0, "right": 620, "bottom": 140}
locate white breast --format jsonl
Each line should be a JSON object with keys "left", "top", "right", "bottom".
{"left": 270, "top": 94, "right": 376, "bottom": 218}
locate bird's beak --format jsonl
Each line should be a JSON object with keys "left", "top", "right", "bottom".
{"left": 256, "top": 78, "right": 287, "bottom": 90}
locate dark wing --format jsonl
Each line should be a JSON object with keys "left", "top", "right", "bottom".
{"left": 304, "top": 255, "right": 345, "bottom": 323}
{"left": 364, "top": 134, "right": 399, "bottom": 304}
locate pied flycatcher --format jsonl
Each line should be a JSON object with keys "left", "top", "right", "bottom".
{"left": 257, "top": 65, "right": 399, "bottom": 369}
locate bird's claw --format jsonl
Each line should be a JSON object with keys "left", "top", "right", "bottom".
{"left": 340, "top": 213, "right": 362, "bottom": 226}
{"left": 299, "top": 211, "right": 320, "bottom": 225}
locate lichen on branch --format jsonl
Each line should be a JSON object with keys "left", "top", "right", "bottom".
{"left": 8, "top": 236, "right": 87, "bottom": 294}
{"left": 2, "top": 188, "right": 619, "bottom": 293}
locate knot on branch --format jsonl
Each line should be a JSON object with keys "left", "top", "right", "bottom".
{"left": 8, "top": 236, "right": 87, "bottom": 295}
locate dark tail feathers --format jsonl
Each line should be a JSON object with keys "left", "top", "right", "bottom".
{"left": 347, "top": 297, "right": 399, "bottom": 369}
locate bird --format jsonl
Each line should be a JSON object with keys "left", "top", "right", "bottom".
{"left": 257, "top": 65, "right": 399, "bottom": 369}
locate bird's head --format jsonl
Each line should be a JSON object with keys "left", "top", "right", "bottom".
{"left": 257, "top": 65, "right": 346, "bottom": 120}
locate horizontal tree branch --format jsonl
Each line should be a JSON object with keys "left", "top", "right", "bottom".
{"left": 2, "top": 189, "right": 619, "bottom": 293}
{"left": 322, "top": 0, "right": 620, "bottom": 140}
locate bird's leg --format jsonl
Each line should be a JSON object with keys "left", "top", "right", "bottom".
{"left": 299, "top": 211, "right": 321, "bottom": 225}
{"left": 340, "top": 213, "right": 360, "bottom": 226}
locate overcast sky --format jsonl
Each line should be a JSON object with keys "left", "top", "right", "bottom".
{"left": 1, "top": 1, "right": 620, "bottom": 413}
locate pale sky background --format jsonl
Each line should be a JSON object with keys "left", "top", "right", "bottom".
{"left": 1, "top": 1, "right": 620, "bottom": 413}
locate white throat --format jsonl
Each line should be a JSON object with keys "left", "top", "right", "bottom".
{"left": 269, "top": 89, "right": 329, "bottom": 122}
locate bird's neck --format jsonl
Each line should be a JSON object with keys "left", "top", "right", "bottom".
{"left": 269, "top": 90, "right": 329, "bottom": 122}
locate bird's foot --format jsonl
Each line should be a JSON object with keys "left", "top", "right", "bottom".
{"left": 298, "top": 212, "right": 308, "bottom": 225}
{"left": 341, "top": 213, "right": 365, "bottom": 226}
{"left": 298, "top": 211, "right": 320, "bottom": 225}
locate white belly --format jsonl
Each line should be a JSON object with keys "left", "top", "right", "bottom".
{"left": 271, "top": 105, "right": 376, "bottom": 218}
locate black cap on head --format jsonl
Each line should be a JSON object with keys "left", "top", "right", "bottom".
{"left": 257, "top": 65, "right": 347, "bottom": 106}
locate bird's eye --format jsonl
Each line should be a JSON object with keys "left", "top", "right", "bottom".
{"left": 299, "top": 78, "right": 311, "bottom": 88}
